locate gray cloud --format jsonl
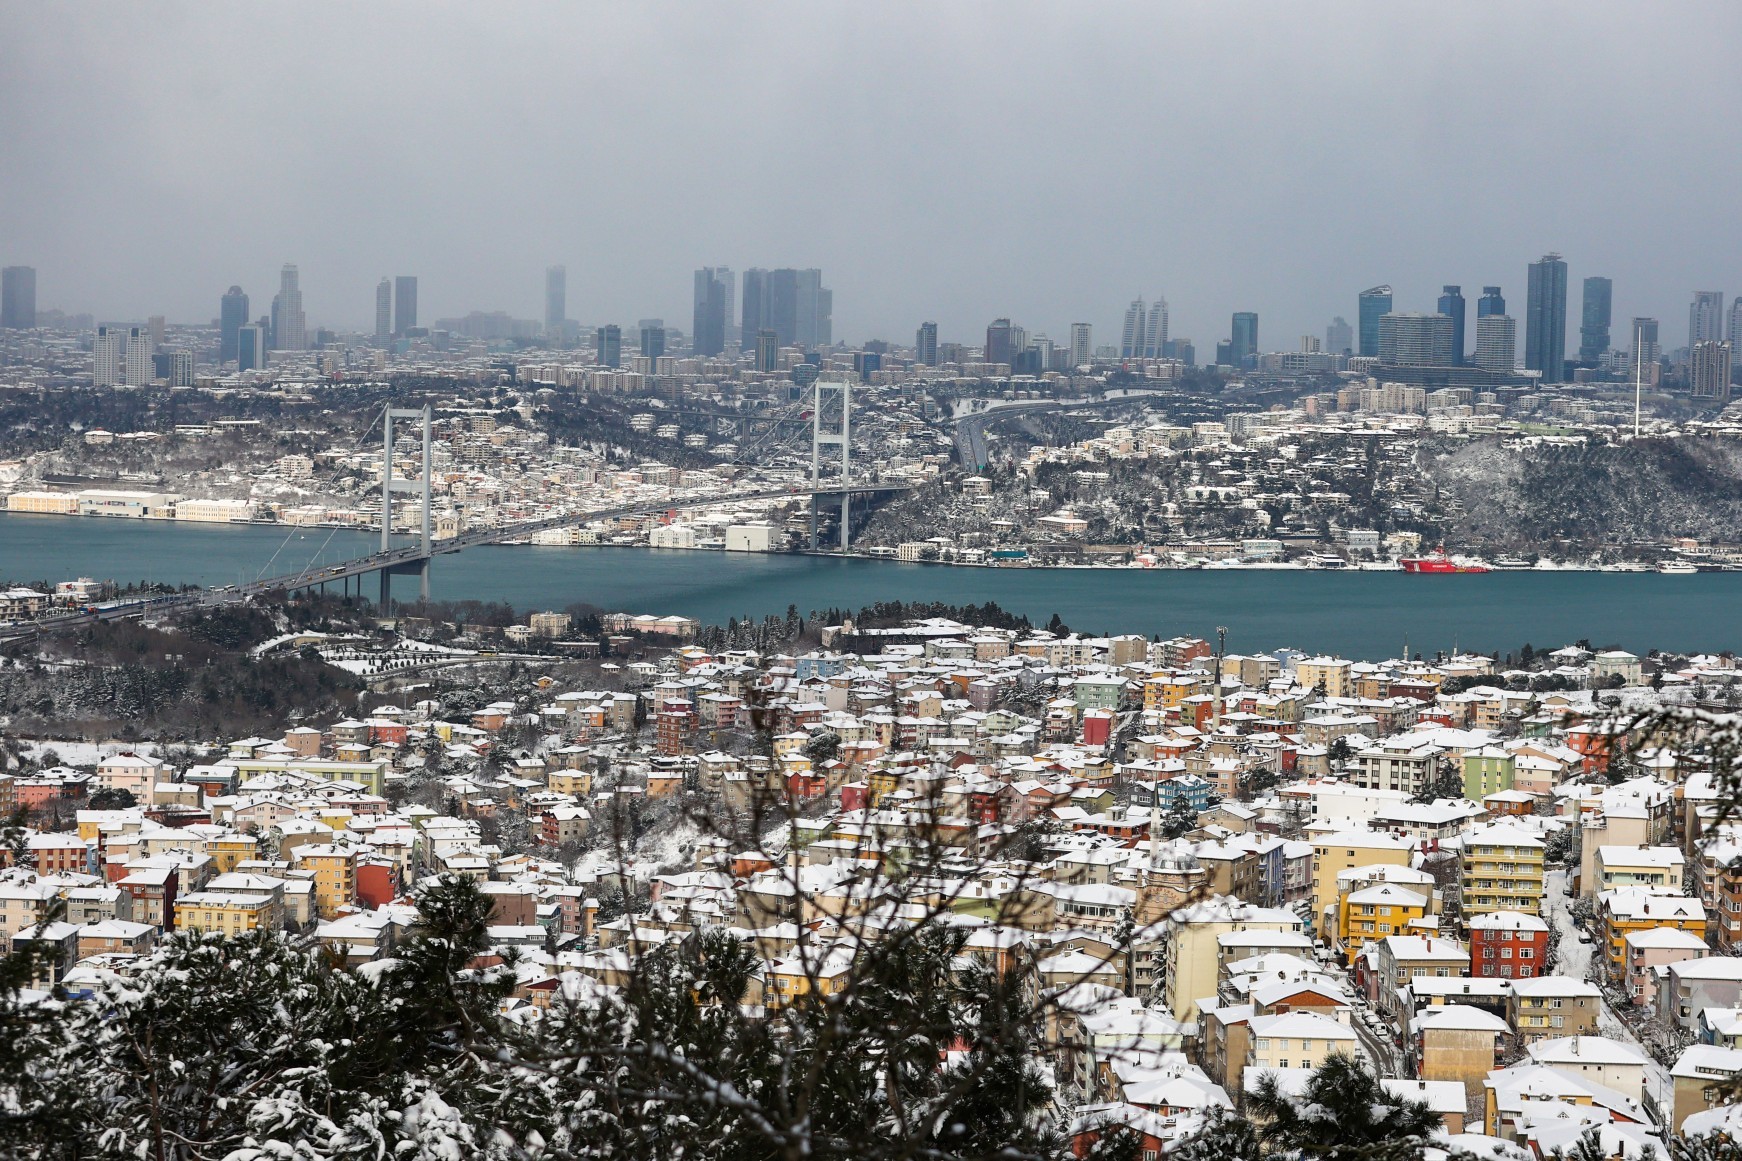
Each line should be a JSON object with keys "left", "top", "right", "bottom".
{"left": 4, "top": 1, "right": 1740, "bottom": 348}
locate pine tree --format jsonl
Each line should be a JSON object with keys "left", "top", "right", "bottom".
{"left": 1242, "top": 1053, "right": 1440, "bottom": 1161}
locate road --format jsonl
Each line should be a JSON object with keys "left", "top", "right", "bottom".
{"left": 1351, "top": 993, "right": 1406, "bottom": 1075}
{"left": 1543, "top": 868, "right": 1673, "bottom": 1126}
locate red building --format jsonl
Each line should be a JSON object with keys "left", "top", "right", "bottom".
{"left": 1468, "top": 910, "right": 1550, "bottom": 979}
{"left": 355, "top": 860, "right": 402, "bottom": 909}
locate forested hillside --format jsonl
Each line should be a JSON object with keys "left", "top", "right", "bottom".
{"left": 1430, "top": 436, "right": 1742, "bottom": 550}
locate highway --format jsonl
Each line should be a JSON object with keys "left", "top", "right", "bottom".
{"left": 950, "top": 389, "right": 1176, "bottom": 469}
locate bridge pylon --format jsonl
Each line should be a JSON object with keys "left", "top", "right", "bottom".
{"left": 809, "top": 377, "right": 851, "bottom": 551}
{"left": 379, "top": 404, "right": 434, "bottom": 608}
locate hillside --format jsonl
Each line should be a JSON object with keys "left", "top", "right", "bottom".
{"left": 1429, "top": 436, "right": 1742, "bottom": 550}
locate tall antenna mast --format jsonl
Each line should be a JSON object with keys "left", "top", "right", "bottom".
{"left": 1633, "top": 321, "right": 1643, "bottom": 439}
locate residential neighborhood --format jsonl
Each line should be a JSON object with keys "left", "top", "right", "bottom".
{"left": 5, "top": 613, "right": 1742, "bottom": 1157}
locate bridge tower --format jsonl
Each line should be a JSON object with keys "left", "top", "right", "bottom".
{"left": 379, "top": 404, "right": 434, "bottom": 607}
{"left": 809, "top": 377, "right": 851, "bottom": 551}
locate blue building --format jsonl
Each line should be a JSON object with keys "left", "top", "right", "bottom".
{"left": 1437, "top": 285, "right": 1466, "bottom": 365}
{"left": 1358, "top": 285, "right": 1393, "bottom": 357}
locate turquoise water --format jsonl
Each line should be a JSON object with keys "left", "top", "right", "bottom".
{"left": 2, "top": 513, "right": 1735, "bottom": 659}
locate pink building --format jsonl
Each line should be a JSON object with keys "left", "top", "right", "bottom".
{"left": 1623, "top": 928, "right": 1709, "bottom": 1006}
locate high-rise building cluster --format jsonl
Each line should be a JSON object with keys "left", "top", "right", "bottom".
{"left": 740, "top": 268, "right": 830, "bottom": 351}
{"left": 1120, "top": 297, "right": 1169, "bottom": 359}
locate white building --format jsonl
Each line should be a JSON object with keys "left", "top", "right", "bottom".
{"left": 725, "top": 523, "right": 778, "bottom": 552}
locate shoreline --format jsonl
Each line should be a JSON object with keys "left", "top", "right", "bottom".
{"left": 0, "top": 509, "right": 1719, "bottom": 575}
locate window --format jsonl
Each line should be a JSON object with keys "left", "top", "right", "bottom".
{"left": 1518, "top": 949, "right": 1533, "bottom": 959}
{"left": 1501, "top": 948, "right": 1512, "bottom": 959}
{"left": 1551, "top": 1016, "right": 1565, "bottom": 1028}
{"left": 1256, "top": 1039, "right": 1270, "bottom": 1049}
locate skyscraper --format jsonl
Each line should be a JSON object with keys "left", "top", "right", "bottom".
{"left": 740, "top": 268, "right": 766, "bottom": 347}
{"left": 1473, "top": 315, "right": 1517, "bottom": 372}
{"left": 985, "top": 319, "right": 1016, "bottom": 365}
{"left": 375, "top": 278, "right": 392, "bottom": 340}
{"left": 754, "top": 329, "right": 779, "bottom": 373}
{"left": 93, "top": 326, "right": 123, "bottom": 386}
{"left": 714, "top": 266, "right": 736, "bottom": 347}
{"left": 1579, "top": 276, "right": 1613, "bottom": 365}
{"left": 123, "top": 327, "right": 153, "bottom": 385}
{"left": 1325, "top": 317, "right": 1353, "bottom": 356}
{"left": 1231, "top": 312, "right": 1258, "bottom": 365}
{"left": 0, "top": 266, "right": 36, "bottom": 329}
{"left": 1379, "top": 312, "right": 1455, "bottom": 366}
{"left": 237, "top": 325, "right": 267, "bottom": 371}
{"left": 1121, "top": 299, "right": 1146, "bottom": 358}
{"left": 274, "top": 264, "right": 307, "bottom": 351}
{"left": 1691, "top": 341, "right": 1733, "bottom": 405}
{"left": 1070, "top": 323, "right": 1092, "bottom": 368}
{"left": 1437, "top": 285, "right": 1466, "bottom": 365}
{"left": 220, "top": 285, "right": 249, "bottom": 363}
{"left": 1524, "top": 253, "right": 1568, "bottom": 382}
{"left": 1149, "top": 300, "right": 1169, "bottom": 358}
{"left": 639, "top": 324, "right": 665, "bottom": 361}
{"left": 596, "top": 324, "right": 621, "bottom": 368}
{"left": 545, "top": 265, "right": 566, "bottom": 337}
{"left": 394, "top": 276, "right": 417, "bottom": 335}
{"left": 692, "top": 267, "right": 730, "bottom": 357}
{"left": 1357, "top": 286, "right": 1392, "bottom": 357}
{"left": 915, "top": 321, "right": 938, "bottom": 366}
{"left": 1632, "top": 318, "right": 1661, "bottom": 370}
{"left": 1729, "top": 297, "right": 1742, "bottom": 349}
{"left": 1477, "top": 286, "right": 1506, "bottom": 318}
{"left": 1690, "top": 291, "right": 1726, "bottom": 348}
{"left": 794, "top": 268, "right": 829, "bottom": 348}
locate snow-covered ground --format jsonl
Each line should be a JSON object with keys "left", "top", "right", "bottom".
{"left": 20, "top": 739, "right": 162, "bottom": 766}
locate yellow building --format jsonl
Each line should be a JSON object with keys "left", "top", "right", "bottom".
{"left": 294, "top": 844, "right": 361, "bottom": 919}
{"left": 1310, "top": 831, "right": 1415, "bottom": 935}
{"left": 1338, "top": 882, "right": 1430, "bottom": 965}
{"left": 174, "top": 891, "right": 273, "bottom": 936}
{"left": 547, "top": 770, "right": 594, "bottom": 797}
{"left": 207, "top": 835, "right": 259, "bottom": 874}
{"left": 1246, "top": 1011, "right": 1357, "bottom": 1073}
{"left": 1598, "top": 888, "right": 1705, "bottom": 981}
{"left": 765, "top": 952, "right": 853, "bottom": 1008}
{"left": 1144, "top": 674, "right": 1202, "bottom": 713}
{"left": 1296, "top": 657, "right": 1353, "bottom": 699}
{"left": 1460, "top": 823, "right": 1545, "bottom": 918}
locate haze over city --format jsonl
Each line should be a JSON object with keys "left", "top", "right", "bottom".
{"left": 5, "top": 2, "right": 1742, "bottom": 346}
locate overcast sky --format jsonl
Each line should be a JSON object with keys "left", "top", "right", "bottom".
{"left": 4, "top": 2, "right": 1741, "bottom": 349}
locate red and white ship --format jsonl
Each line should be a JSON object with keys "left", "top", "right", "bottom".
{"left": 1400, "top": 548, "right": 1490, "bottom": 574}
